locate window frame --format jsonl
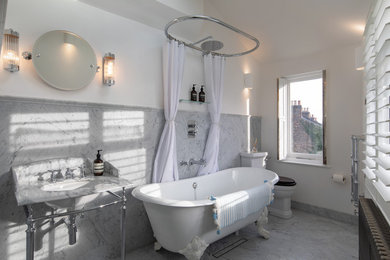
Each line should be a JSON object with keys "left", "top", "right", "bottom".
{"left": 277, "top": 70, "right": 327, "bottom": 165}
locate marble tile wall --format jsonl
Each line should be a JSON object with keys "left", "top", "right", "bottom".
{"left": 0, "top": 96, "right": 261, "bottom": 260}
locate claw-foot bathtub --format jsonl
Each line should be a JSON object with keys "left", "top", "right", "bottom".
{"left": 132, "top": 167, "right": 279, "bottom": 259}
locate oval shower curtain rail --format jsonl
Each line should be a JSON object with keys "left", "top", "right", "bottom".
{"left": 164, "top": 15, "right": 260, "bottom": 57}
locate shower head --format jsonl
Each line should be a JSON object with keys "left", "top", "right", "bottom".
{"left": 201, "top": 40, "right": 224, "bottom": 52}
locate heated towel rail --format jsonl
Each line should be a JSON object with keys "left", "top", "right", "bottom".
{"left": 351, "top": 135, "right": 364, "bottom": 213}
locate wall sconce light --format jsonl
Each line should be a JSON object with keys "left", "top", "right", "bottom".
{"left": 103, "top": 52, "right": 115, "bottom": 86}
{"left": 2, "top": 29, "right": 20, "bottom": 72}
{"left": 243, "top": 73, "right": 253, "bottom": 89}
{"left": 355, "top": 45, "right": 364, "bottom": 71}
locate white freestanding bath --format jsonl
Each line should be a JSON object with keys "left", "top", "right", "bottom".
{"left": 132, "top": 167, "right": 279, "bottom": 259}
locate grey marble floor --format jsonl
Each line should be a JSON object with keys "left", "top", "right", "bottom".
{"left": 124, "top": 209, "right": 358, "bottom": 260}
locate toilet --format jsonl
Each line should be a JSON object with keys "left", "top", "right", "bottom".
{"left": 240, "top": 151, "right": 296, "bottom": 219}
{"left": 269, "top": 176, "right": 296, "bottom": 219}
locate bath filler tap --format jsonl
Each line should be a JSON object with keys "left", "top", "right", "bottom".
{"left": 189, "top": 158, "right": 206, "bottom": 166}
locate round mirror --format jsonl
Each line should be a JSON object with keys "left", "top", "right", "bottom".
{"left": 32, "top": 30, "right": 97, "bottom": 91}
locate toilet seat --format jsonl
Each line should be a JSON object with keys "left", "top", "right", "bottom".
{"left": 275, "top": 176, "right": 296, "bottom": 187}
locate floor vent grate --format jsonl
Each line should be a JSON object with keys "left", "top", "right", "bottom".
{"left": 209, "top": 237, "right": 248, "bottom": 258}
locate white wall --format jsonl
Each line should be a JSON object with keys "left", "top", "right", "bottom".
{"left": 254, "top": 44, "right": 364, "bottom": 214}
{"left": 0, "top": 0, "right": 258, "bottom": 116}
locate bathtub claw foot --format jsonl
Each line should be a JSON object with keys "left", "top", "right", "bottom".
{"left": 154, "top": 241, "right": 162, "bottom": 251}
{"left": 257, "top": 207, "right": 270, "bottom": 240}
{"left": 258, "top": 228, "right": 270, "bottom": 240}
{"left": 178, "top": 236, "right": 209, "bottom": 260}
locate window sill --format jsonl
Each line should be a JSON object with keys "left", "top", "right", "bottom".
{"left": 278, "top": 159, "right": 330, "bottom": 168}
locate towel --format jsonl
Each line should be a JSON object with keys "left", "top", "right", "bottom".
{"left": 211, "top": 182, "right": 273, "bottom": 234}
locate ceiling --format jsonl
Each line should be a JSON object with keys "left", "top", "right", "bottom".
{"left": 205, "top": 0, "right": 373, "bottom": 63}
{"left": 81, "top": 0, "right": 373, "bottom": 63}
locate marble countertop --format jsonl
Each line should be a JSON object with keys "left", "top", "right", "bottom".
{"left": 13, "top": 175, "right": 133, "bottom": 206}
{"left": 11, "top": 158, "right": 133, "bottom": 206}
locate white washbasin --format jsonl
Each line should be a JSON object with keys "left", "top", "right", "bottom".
{"left": 41, "top": 179, "right": 99, "bottom": 209}
{"left": 44, "top": 194, "right": 100, "bottom": 210}
{"left": 41, "top": 180, "right": 89, "bottom": 192}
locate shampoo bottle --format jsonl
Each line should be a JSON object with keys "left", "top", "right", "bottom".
{"left": 199, "top": 85, "right": 205, "bottom": 102}
{"left": 94, "top": 150, "right": 104, "bottom": 176}
{"left": 191, "top": 84, "right": 197, "bottom": 101}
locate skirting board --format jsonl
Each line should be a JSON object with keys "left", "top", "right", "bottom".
{"left": 291, "top": 201, "right": 358, "bottom": 225}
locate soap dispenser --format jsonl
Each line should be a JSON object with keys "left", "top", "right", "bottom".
{"left": 94, "top": 150, "right": 104, "bottom": 176}
{"left": 199, "top": 85, "right": 205, "bottom": 102}
{"left": 191, "top": 84, "right": 197, "bottom": 101}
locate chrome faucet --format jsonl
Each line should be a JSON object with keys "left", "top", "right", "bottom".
{"left": 50, "top": 170, "right": 64, "bottom": 182}
{"left": 56, "top": 170, "right": 64, "bottom": 180}
{"left": 65, "top": 168, "right": 74, "bottom": 179}
{"left": 189, "top": 158, "right": 206, "bottom": 166}
{"left": 48, "top": 170, "right": 55, "bottom": 182}
{"left": 79, "top": 166, "right": 85, "bottom": 178}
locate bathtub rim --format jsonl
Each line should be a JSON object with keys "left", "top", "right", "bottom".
{"left": 132, "top": 167, "right": 278, "bottom": 208}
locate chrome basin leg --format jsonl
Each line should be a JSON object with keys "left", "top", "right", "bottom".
{"left": 24, "top": 205, "right": 35, "bottom": 260}
{"left": 121, "top": 187, "right": 127, "bottom": 260}
{"left": 68, "top": 214, "right": 77, "bottom": 245}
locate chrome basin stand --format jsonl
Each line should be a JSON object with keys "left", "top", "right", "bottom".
{"left": 23, "top": 187, "right": 127, "bottom": 260}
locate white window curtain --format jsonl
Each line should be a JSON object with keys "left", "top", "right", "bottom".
{"left": 152, "top": 40, "right": 185, "bottom": 183}
{"left": 198, "top": 54, "right": 225, "bottom": 176}
{"left": 363, "top": 0, "right": 390, "bottom": 202}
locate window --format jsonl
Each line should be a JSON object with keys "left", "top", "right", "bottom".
{"left": 278, "top": 70, "right": 326, "bottom": 165}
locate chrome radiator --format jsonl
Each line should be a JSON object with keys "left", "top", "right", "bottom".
{"left": 359, "top": 198, "right": 390, "bottom": 260}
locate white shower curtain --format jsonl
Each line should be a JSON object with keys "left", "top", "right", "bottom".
{"left": 198, "top": 54, "right": 225, "bottom": 176}
{"left": 152, "top": 40, "right": 185, "bottom": 183}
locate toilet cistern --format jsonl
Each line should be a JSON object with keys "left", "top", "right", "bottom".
{"left": 240, "top": 152, "right": 268, "bottom": 168}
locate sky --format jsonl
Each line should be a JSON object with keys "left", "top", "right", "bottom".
{"left": 290, "top": 78, "right": 323, "bottom": 123}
